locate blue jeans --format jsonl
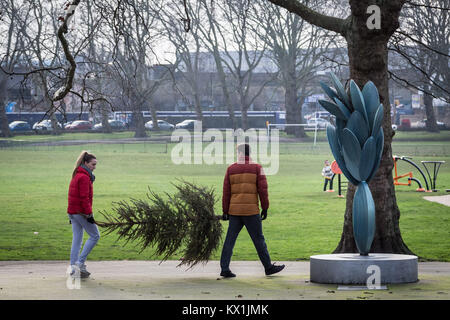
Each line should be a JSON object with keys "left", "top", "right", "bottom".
{"left": 68, "top": 214, "right": 100, "bottom": 266}
{"left": 220, "top": 214, "right": 272, "bottom": 272}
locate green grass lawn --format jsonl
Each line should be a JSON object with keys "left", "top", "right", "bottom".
{"left": 0, "top": 134, "right": 449, "bottom": 262}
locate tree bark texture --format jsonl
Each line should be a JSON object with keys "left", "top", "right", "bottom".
{"left": 101, "top": 105, "right": 112, "bottom": 134}
{"left": 284, "top": 74, "right": 306, "bottom": 138}
{"left": 423, "top": 86, "right": 439, "bottom": 133}
{"left": 133, "top": 110, "right": 147, "bottom": 138}
{"left": 0, "top": 77, "right": 12, "bottom": 137}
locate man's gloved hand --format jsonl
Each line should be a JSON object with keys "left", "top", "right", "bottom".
{"left": 87, "top": 216, "right": 95, "bottom": 224}
{"left": 261, "top": 209, "right": 267, "bottom": 221}
{"left": 222, "top": 213, "right": 229, "bottom": 221}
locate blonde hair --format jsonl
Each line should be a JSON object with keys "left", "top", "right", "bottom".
{"left": 72, "top": 150, "right": 96, "bottom": 178}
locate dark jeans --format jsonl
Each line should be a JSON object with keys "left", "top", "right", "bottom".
{"left": 323, "top": 175, "right": 334, "bottom": 191}
{"left": 220, "top": 214, "right": 272, "bottom": 272}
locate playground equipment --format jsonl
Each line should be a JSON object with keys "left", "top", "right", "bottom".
{"left": 393, "top": 156, "right": 445, "bottom": 192}
{"left": 393, "top": 156, "right": 427, "bottom": 192}
{"left": 421, "top": 161, "right": 445, "bottom": 192}
{"left": 331, "top": 160, "right": 347, "bottom": 198}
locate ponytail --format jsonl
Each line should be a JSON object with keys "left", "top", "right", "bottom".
{"left": 72, "top": 150, "right": 96, "bottom": 178}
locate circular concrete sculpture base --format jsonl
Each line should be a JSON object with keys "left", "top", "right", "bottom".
{"left": 310, "top": 253, "right": 418, "bottom": 284}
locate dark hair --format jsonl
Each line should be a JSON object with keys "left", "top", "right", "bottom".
{"left": 73, "top": 151, "right": 96, "bottom": 178}
{"left": 83, "top": 153, "right": 96, "bottom": 164}
{"left": 237, "top": 144, "right": 250, "bottom": 156}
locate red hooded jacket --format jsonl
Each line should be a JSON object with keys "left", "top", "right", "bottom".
{"left": 67, "top": 166, "right": 93, "bottom": 215}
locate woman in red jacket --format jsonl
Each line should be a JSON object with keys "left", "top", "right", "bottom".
{"left": 67, "top": 151, "right": 100, "bottom": 278}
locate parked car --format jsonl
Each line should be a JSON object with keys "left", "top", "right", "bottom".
{"left": 63, "top": 121, "right": 74, "bottom": 129}
{"left": 93, "top": 120, "right": 126, "bottom": 131}
{"left": 65, "top": 120, "right": 92, "bottom": 131}
{"left": 306, "top": 118, "right": 330, "bottom": 129}
{"left": 175, "top": 119, "right": 201, "bottom": 130}
{"left": 9, "top": 121, "right": 32, "bottom": 132}
{"left": 411, "top": 119, "right": 446, "bottom": 129}
{"left": 145, "top": 120, "right": 175, "bottom": 131}
{"left": 32, "top": 119, "right": 62, "bottom": 131}
{"left": 398, "top": 118, "right": 411, "bottom": 130}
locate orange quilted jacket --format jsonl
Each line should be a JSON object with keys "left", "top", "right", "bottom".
{"left": 222, "top": 156, "right": 269, "bottom": 216}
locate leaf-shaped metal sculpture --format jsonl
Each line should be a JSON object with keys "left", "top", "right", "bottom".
{"left": 320, "top": 73, "right": 384, "bottom": 256}
{"left": 359, "top": 137, "right": 376, "bottom": 182}
{"left": 350, "top": 80, "right": 368, "bottom": 124}
{"left": 318, "top": 99, "right": 349, "bottom": 120}
{"left": 362, "top": 81, "right": 380, "bottom": 129}
{"left": 346, "top": 111, "right": 369, "bottom": 147}
{"left": 352, "top": 181, "right": 375, "bottom": 255}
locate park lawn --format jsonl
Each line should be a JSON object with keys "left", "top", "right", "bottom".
{"left": 0, "top": 130, "right": 173, "bottom": 144}
{"left": 0, "top": 140, "right": 449, "bottom": 262}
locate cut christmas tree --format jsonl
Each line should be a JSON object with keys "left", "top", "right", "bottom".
{"left": 96, "top": 180, "right": 223, "bottom": 268}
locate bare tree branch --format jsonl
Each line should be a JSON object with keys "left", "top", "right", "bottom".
{"left": 266, "top": 0, "right": 348, "bottom": 35}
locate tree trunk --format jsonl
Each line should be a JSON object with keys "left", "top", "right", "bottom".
{"left": 241, "top": 106, "right": 249, "bottom": 130}
{"left": 133, "top": 110, "right": 147, "bottom": 138}
{"left": 50, "top": 113, "right": 61, "bottom": 136}
{"left": 0, "top": 78, "right": 12, "bottom": 138}
{"left": 212, "top": 50, "right": 237, "bottom": 129}
{"left": 192, "top": 83, "right": 204, "bottom": 122}
{"left": 101, "top": 105, "right": 112, "bottom": 134}
{"left": 333, "top": 1, "right": 414, "bottom": 255}
{"left": 423, "top": 86, "right": 439, "bottom": 133}
{"left": 284, "top": 78, "right": 306, "bottom": 138}
{"left": 0, "top": 98, "right": 12, "bottom": 137}
{"left": 150, "top": 105, "right": 159, "bottom": 130}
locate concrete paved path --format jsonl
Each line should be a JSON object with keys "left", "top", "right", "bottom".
{"left": 0, "top": 260, "right": 449, "bottom": 300}
{"left": 423, "top": 194, "right": 450, "bottom": 207}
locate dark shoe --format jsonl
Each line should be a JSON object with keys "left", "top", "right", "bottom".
{"left": 265, "top": 264, "right": 285, "bottom": 276}
{"left": 76, "top": 262, "right": 90, "bottom": 278}
{"left": 220, "top": 270, "right": 236, "bottom": 278}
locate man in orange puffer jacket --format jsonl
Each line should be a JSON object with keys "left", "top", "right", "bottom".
{"left": 220, "top": 144, "right": 285, "bottom": 278}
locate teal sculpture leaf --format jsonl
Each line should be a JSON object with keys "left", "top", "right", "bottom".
{"left": 320, "top": 81, "right": 338, "bottom": 101}
{"left": 329, "top": 72, "right": 351, "bottom": 108}
{"left": 342, "top": 128, "right": 362, "bottom": 182}
{"left": 318, "top": 99, "right": 349, "bottom": 120}
{"left": 371, "top": 104, "right": 384, "bottom": 137}
{"left": 366, "top": 128, "right": 384, "bottom": 182}
{"left": 336, "top": 118, "right": 346, "bottom": 148}
{"left": 346, "top": 111, "right": 369, "bottom": 147}
{"left": 359, "top": 136, "right": 376, "bottom": 182}
{"left": 326, "top": 125, "right": 358, "bottom": 185}
{"left": 350, "top": 80, "right": 368, "bottom": 124}
{"left": 334, "top": 98, "right": 352, "bottom": 119}
{"left": 362, "top": 81, "right": 380, "bottom": 129}
{"left": 352, "top": 181, "right": 375, "bottom": 255}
